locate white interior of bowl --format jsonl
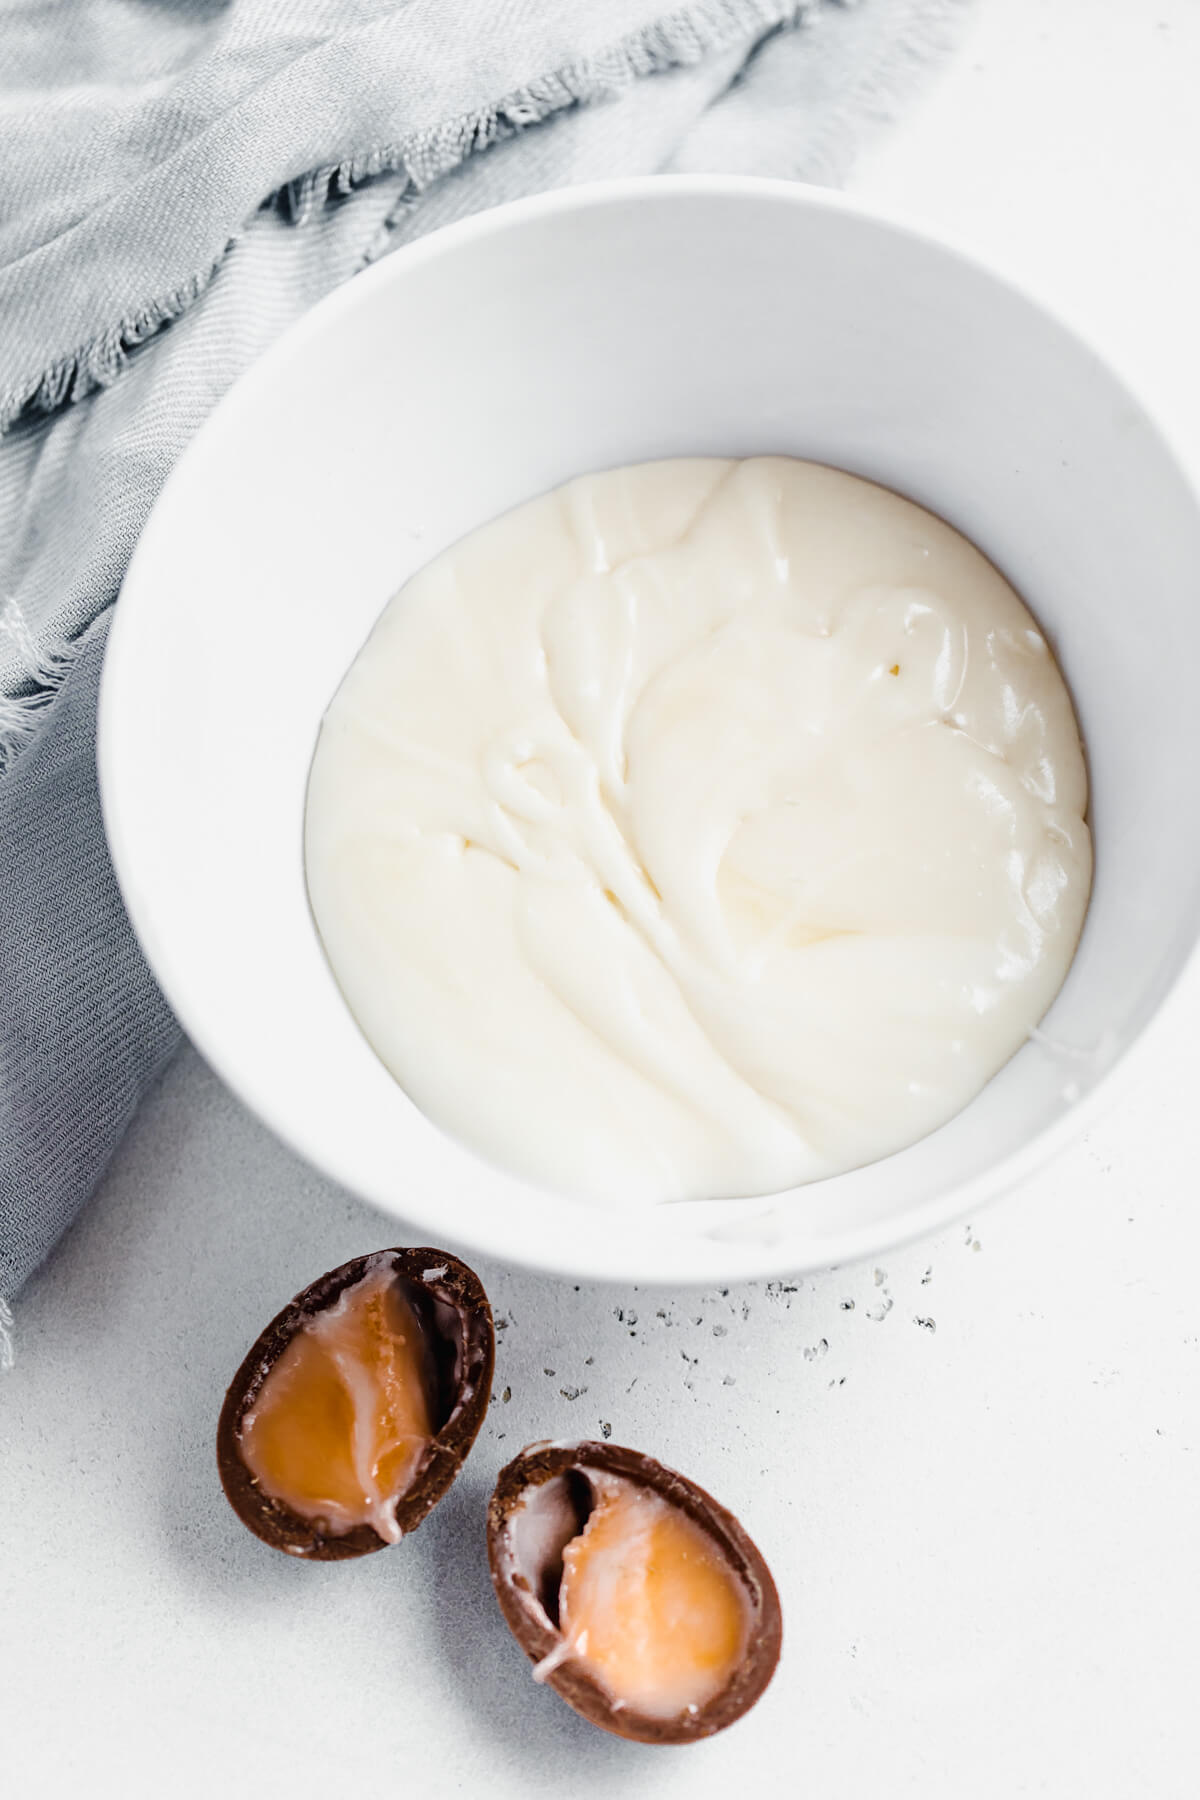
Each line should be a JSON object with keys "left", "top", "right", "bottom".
{"left": 99, "top": 178, "right": 1200, "bottom": 1283}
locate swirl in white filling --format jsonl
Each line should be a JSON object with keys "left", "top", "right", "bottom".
{"left": 305, "top": 458, "right": 1091, "bottom": 1204}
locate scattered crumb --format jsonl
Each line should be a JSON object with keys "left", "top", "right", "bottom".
{"left": 712, "top": 1324, "right": 727, "bottom": 1337}
{"left": 914, "top": 1316, "right": 936, "bottom": 1334}
{"left": 543, "top": 1367, "right": 556, "bottom": 1377}
{"left": 803, "top": 1338, "right": 830, "bottom": 1361}
{"left": 501, "top": 1386, "right": 511, "bottom": 1404}
{"left": 584, "top": 1355, "right": 594, "bottom": 1366}
{"left": 560, "top": 1386, "right": 586, "bottom": 1402}
{"left": 921, "top": 1266, "right": 934, "bottom": 1285}
{"left": 873, "top": 1268, "right": 887, "bottom": 1287}
{"left": 600, "top": 1422, "right": 612, "bottom": 1439}
{"left": 722, "top": 1375, "right": 736, "bottom": 1386}
{"left": 866, "top": 1295, "right": 894, "bottom": 1323}
{"left": 840, "top": 1299, "right": 855, "bottom": 1311}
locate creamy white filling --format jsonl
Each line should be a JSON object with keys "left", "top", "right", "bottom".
{"left": 305, "top": 457, "right": 1091, "bottom": 1205}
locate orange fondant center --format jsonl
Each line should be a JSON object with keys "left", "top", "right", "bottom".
{"left": 557, "top": 1477, "right": 750, "bottom": 1719}
{"left": 239, "top": 1264, "right": 433, "bottom": 1540}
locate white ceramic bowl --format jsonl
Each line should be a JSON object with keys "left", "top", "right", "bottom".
{"left": 99, "top": 177, "right": 1200, "bottom": 1285}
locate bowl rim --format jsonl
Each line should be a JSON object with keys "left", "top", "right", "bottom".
{"left": 98, "top": 172, "right": 1200, "bottom": 1286}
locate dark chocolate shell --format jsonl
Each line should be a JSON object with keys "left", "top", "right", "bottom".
{"left": 487, "top": 1439, "right": 781, "bottom": 1743}
{"left": 217, "top": 1247, "right": 494, "bottom": 1558}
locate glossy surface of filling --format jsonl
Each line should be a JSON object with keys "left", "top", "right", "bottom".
{"left": 306, "top": 457, "right": 1092, "bottom": 1203}
{"left": 548, "top": 1475, "right": 750, "bottom": 1719}
{"left": 239, "top": 1263, "right": 433, "bottom": 1542}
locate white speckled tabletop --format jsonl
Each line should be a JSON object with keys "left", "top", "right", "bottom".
{"left": 4, "top": 3, "right": 1199, "bottom": 1794}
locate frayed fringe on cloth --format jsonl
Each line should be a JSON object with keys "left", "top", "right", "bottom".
{"left": 0, "top": 1297, "right": 15, "bottom": 1371}
{"left": 279, "top": 0, "right": 822, "bottom": 225}
{"left": 0, "top": 681, "right": 75, "bottom": 773}
{"left": 0, "top": 0, "right": 822, "bottom": 435}
{"left": 0, "top": 605, "right": 90, "bottom": 773}
{"left": 780, "top": 0, "right": 970, "bottom": 187}
{"left": 0, "top": 255, "right": 229, "bottom": 436}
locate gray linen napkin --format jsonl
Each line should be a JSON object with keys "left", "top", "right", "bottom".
{"left": 0, "top": 0, "right": 966, "bottom": 1319}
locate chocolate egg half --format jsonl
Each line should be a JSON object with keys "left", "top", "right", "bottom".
{"left": 218, "top": 1247, "right": 493, "bottom": 1558}
{"left": 487, "top": 1440, "right": 781, "bottom": 1743}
